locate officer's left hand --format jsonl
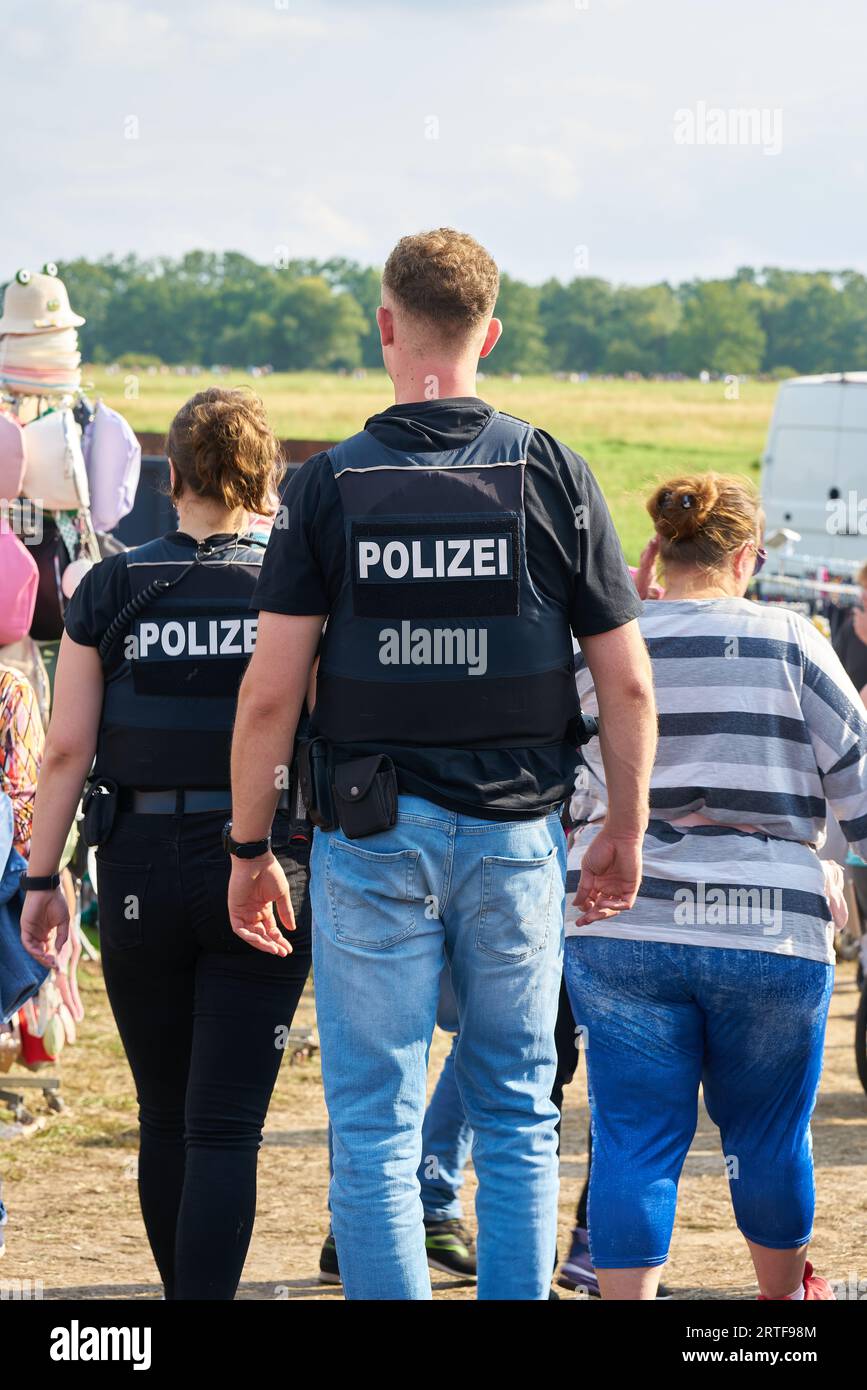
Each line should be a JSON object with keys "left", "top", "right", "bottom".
{"left": 228, "top": 854, "right": 296, "bottom": 955}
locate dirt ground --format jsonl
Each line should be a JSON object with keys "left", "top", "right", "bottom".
{"left": 2, "top": 960, "right": 865, "bottom": 1301}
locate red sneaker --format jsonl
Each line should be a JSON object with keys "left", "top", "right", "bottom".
{"left": 758, "top": 1262, "right": 836, "bottom": 1301}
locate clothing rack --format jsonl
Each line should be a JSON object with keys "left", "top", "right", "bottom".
{"left": 0, "top": 1074, "right": 63, "bottom": 1125}
{"left": 0, "top": 904, "right": 94, "bottom": 1125}
{"left": 753, "top": 573, "right": 862, "bottom": 608}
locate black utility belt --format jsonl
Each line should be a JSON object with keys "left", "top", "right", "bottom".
{"left": 119, "top": 788, "right": 293, "bottom": 814}
{"left": 81, "top": 782, "right": 291, "bottom": 848}
{"left": 119, "top": 787, "right": 291, "bottom": 814}
{"left": 297, "top": 739, "right": 397, "bottom": 840}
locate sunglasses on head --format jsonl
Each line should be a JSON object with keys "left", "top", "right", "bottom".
{"left": 746, "top": 542, "right": 767, "bottom": 574}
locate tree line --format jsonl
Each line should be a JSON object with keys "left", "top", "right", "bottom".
{"left": 29, "top": 252, "right": 867, "bottom": 377}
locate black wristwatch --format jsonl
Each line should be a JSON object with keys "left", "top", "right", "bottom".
{"left": 221, "top": 821, "right": 272, "bottom": 860}
{"left": 21, "top": 872, "right": 61, "bottom": 892}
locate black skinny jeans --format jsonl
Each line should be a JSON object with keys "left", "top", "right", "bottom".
{"left": 552, "top": 977, "right": 591, "bottom": 1229}
{"left": 97, "top": 809, "right": 312, "bottom": 1300}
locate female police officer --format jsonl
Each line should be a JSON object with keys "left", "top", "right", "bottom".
{"left": 20, "top": 388, "right": 311, "bottom": 1300}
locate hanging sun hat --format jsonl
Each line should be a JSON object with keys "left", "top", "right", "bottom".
{"left": 0, "top": 328, "right": 81, "bottom": 368}
{"left": 0, "top": 412, "right": 26, "bottom": 498}
{"left": 0, "top": 325, "right": 83, "bottom": 394}
{"left": 22, "top": 407, "right": 90, "bottom": 511}
{"left": 0, "top": 265, "right": 85, "bottom": 335}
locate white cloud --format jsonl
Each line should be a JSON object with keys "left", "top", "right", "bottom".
{"left": 284, "top": 193, "right": 374, "bottom": 256}
{"left": 491, "top": 144, "right": 581, "bottom": 200}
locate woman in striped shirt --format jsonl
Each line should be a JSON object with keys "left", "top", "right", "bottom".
{"left": 565, "top": 473, "right": 867, "bottom": 1301}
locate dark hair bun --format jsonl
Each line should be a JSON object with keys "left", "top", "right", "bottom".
{"left": 649, "top": 475, "right": 720, "bottom": 542}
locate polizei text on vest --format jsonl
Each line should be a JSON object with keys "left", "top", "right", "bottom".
{"left": 357, "top": 536, "right": 512, "bottom": 581}
{"left": 124, "top": 617, "right": 259, "bottom": 660}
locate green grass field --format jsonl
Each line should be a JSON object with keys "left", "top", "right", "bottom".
{"left": 85, "top": 368, "right": 777, "bottom": 562}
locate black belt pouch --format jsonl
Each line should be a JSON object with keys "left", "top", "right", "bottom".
{"left": 81, "top": 779, "right": 120, "bottom": 848}
{"left": 332, "top": 755, "right": 398, "bottom": 840}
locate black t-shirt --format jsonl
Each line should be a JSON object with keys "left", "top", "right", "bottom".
{"left": 64, "top": 532, "right": 211, "bottom": 647}
{"left": 64, "top": 552, "right": 132, "bottom": 646}
{"left": 252, "top": 398, "right": 641, "bottom": 817}
{"left": 831, "top": 606, "right": 867, "bottom": 693}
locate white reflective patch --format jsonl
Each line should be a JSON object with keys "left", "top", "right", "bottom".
{"left": 356, "top": 535, "right": 512, "bottom": 582}
{"left": 134, "top": 617, "right": 257, "bottom": 658}
{"left": 357, "top": 540, "right": 380, "bottom": 578}
{"left": 382, "top": 542, "right": 410, "bottom": 578}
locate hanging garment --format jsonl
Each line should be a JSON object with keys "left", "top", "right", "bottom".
{"left": 0, "top": 411, "right": 26, "bottom": 497}
{"left": 82, "top": 402, "right": 141, "bottom": 532}
{"left": 0, "top": 792, "right": 47, "bottom": 1025}
{"left": 18, "top": 981, "right": 64, "bottom": 1064}
{"left": 0, "top": 533, "right": 39, "bottom": 645}
{"left": 22, "top": 409, "right": 89, "bottom": 510}
{"left": 0, "top": 666, "right": 44, "bottom": 857}
{"left": 27, "top": 517, "right": 71, "bottom": 641}
{"left": 0, "top": 637, "right": 50, "bottom": 730}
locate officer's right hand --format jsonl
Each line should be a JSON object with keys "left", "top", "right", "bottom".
{"left": 20, "top": 887, "right": 71, "bottom": 969}
{"left": 573, "top": 827, "right": 643, "bottom": 926}
{"left": 228, "top": 855, "right": 296, "bottom": 955}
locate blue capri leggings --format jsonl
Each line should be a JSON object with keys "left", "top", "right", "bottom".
{"left": 563, "top": 937, "right": 834, "bottom": 1269}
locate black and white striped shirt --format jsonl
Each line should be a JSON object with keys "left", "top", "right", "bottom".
{"left": 567, "top": 598, "right": 867, "bottom": 963}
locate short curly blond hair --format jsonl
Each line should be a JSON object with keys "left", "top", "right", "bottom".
{"left": 382, "top": 228, "right": 499, "bottom": 337}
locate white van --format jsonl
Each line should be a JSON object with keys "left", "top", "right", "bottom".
{"left": 761, "top": 373, "right": 867, "bottom": 568}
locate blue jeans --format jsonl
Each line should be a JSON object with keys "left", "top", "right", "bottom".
{"left": 418, "top": 968, "right": 474, "bottom": 1222}
{"left": 311, "top": 794, "right": 565, "bottom": 1300}
{"left": 564, "top": 936, "right": 834, "bottom": 1268}
{"left": 326, "top": 970, "right": 474, "bottom": 1223}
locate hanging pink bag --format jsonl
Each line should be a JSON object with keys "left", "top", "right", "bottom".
{"left": 0, "top": 529, "right": 39, "bottom": 644}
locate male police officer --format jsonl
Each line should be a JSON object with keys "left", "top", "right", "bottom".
{"left": 227, "top": 229, "right": 656, "bottom": 1300}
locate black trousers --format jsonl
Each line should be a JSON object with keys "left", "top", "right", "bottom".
{"left": 97, "top": 808, "right": 312, "bottom": 1300}
{"left": 853, "top": 864, "right": 867, "bottom": 925}
{"left": 552, "top": 976, "right": 592, "bottom": 1229}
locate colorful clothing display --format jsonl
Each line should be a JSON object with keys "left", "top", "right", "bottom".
{"left": 0, "top": 665, "right": 45, "bottom": 857}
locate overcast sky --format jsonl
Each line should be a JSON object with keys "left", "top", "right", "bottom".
{"left": 2, "top": 0, "right": 865, "bottom": 286}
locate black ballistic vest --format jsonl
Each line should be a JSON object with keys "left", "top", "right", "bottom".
{"left": 313, "top": 412, "right": 579, "bottom": 750}
{"left": 94, "top": 531, "right": 265, "bottom": 788}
